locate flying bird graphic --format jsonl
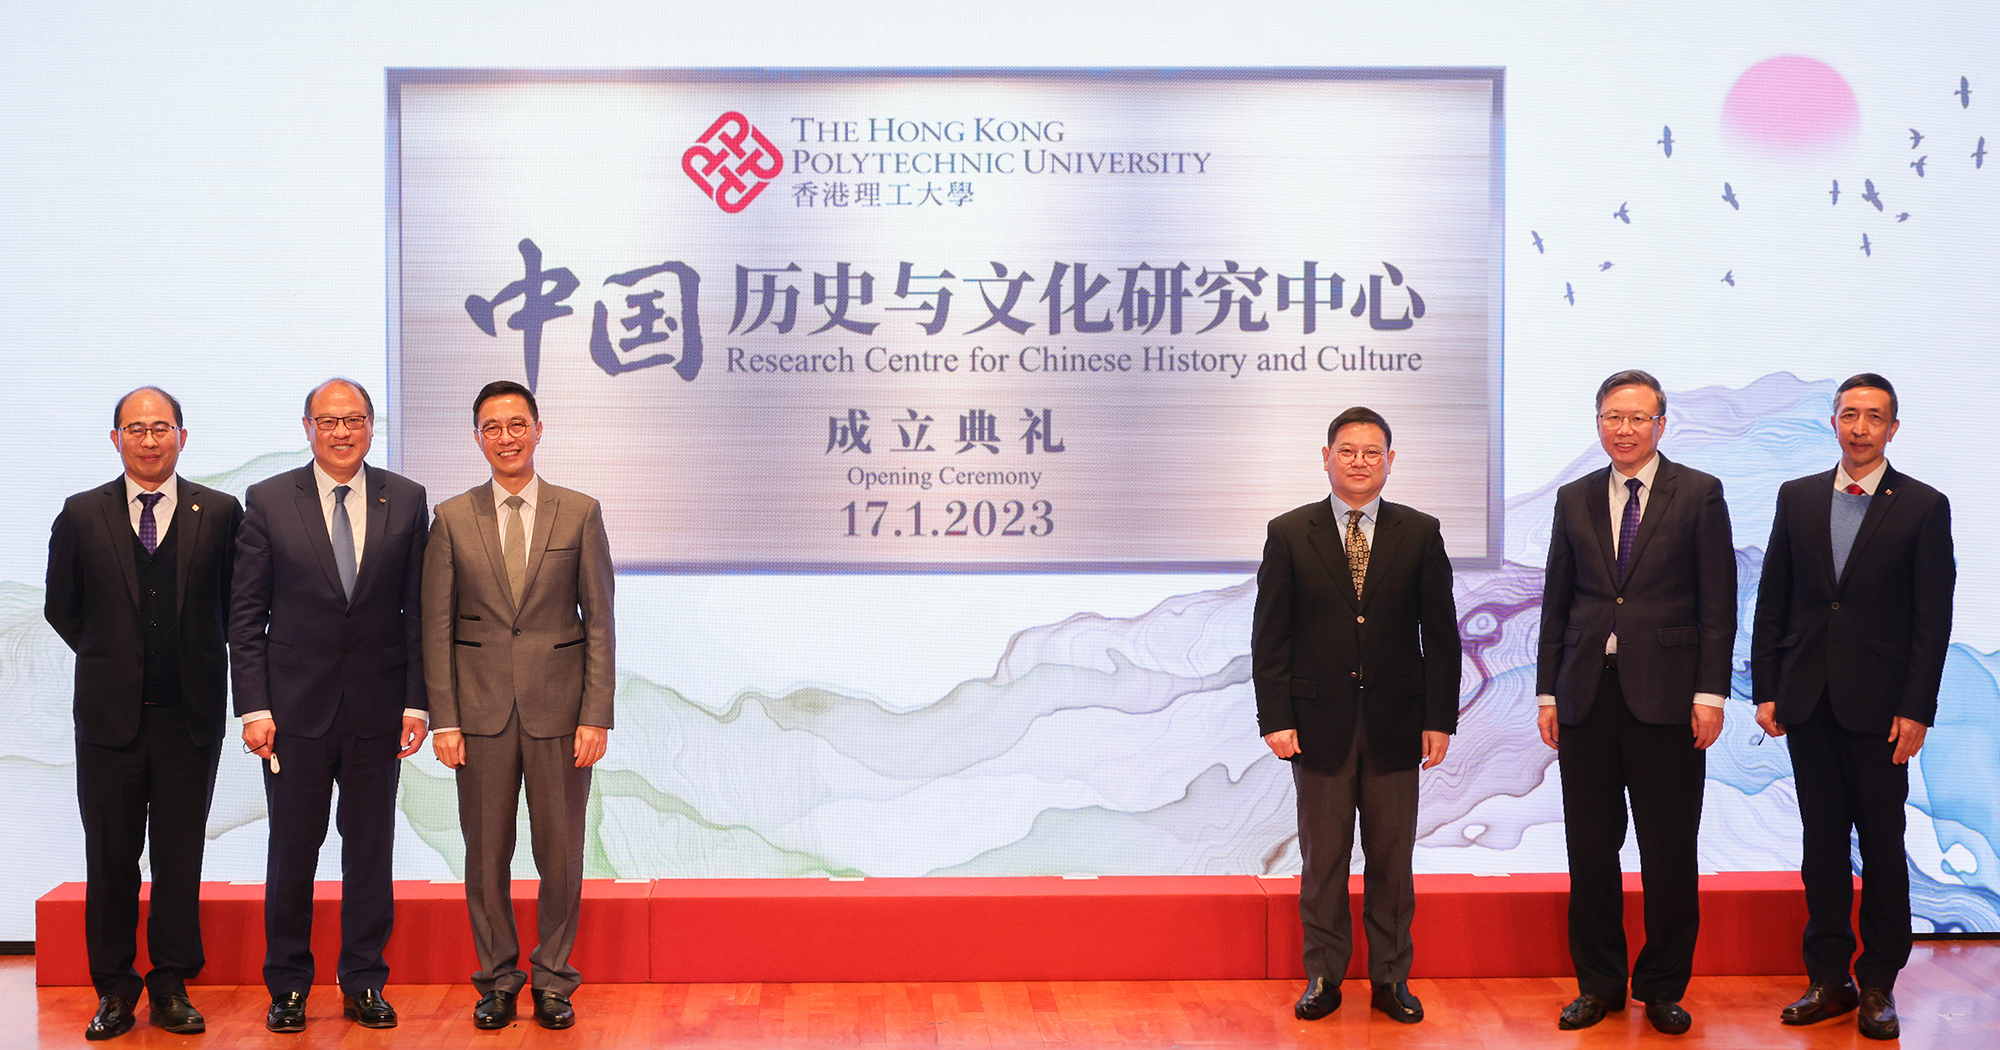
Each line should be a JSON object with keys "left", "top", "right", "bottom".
{"left": 1531, "top": 230, "right": 1545, "bottom": 253}
{"left": 1659, "top": 126, "right": 1674, "bottom": 157}
{"left": 1564, "top": 282, "right": 1574, "bottom": 305}
{"left": 1911, "top": 155, "right": 1928, "bottom": 177}
{"left": 1721, "top": 183, "right": 1739, "bottom": 209}
{"left": 1958, "top": 76, "right": 1972, "bottom": 108}
{"left": 1722, "top": 271, "right": 1735, "bottom": 286}
{"left": 1599, "top": 261, "right": 1614, "bottom": 271}
{"left": 1976, "top": 137, "right": 1988, "bottom": 169}
{"left": 1861, "top": 233, "right": 1872, "bottom": 256}
{"left": 1862, "top": 179, "right": 1883, "bottom": 211}
{"left": 1829, "top": 180, "right": 1840, "bottom": 205}
{"left": 1896, "top": 212, "right": 1911, "bottom": 222}
{"left": 1910, "top": 128, "right": 1924, "bottom": 148}
{"left": 1614, "top": 202, "right": 1630, "bottom": 223}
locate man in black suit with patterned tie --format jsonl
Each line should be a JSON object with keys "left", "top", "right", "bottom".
{"left": 1537, "top": 369, "right": 1736, "bottom": 1036}
{"left": 1253, "top": 406, "right": 1461, "bottom": 1025}
{"left": 45, "top": 387, "right": 242, "bottom": 1040}
{"left": 1753, "top": 373, "right": 1954, "bottom": 1041}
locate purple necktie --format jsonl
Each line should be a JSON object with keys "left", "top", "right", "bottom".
{"left": 1615, "top": 477, "right": 1642, "bottom": 580}
{"left": 137, "top": 492, "right": 164, "bottom": 554}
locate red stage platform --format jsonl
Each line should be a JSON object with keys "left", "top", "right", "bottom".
{"left": 36, "top": 872, "right": 1840, "bottom": 986}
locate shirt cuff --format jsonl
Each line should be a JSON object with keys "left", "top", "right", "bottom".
{"left": 240, "top": 710, "right": 273, "bottom": 725}
{"left": 1693, "top": 692, "right": 1727, "bottom": 709}
{"left": 432, "top": 726, "right": 460, "bottom": 734}
{"left": 1536, "top": 694, "right": 1555, "bottom": 707}
{"left": 403, "top": 709, "right": 429, "bottom": 723}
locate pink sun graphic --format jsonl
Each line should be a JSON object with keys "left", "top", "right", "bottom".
{"left": 1724, "top": 56, "right": 1861, "bottom": 156}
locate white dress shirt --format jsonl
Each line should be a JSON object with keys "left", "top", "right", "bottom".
{"left": 124, "top": 474, "right": 179, "bottom": 539}
{"left": 1835, "top": 461, "right": 1886, "bottom": 494}
{"left": 1539, "top": 454, "right": 1723, "bottom": 709}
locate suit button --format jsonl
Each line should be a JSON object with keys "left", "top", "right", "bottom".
{"left": 513, "top": 628, "right": 522, "bottom": 636}
{"left": 1831, "top": 601, "right": 1840, "bottom": 610}
{"left": 1616, "top": 597, "right": 1625, "bottom": 605}
{"left": 1356, "top": 615, "right": 1365, "bottom": 624}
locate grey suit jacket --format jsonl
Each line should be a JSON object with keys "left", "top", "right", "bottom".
{"left": 422, "top": 479, "right": 615, "bottom": 738}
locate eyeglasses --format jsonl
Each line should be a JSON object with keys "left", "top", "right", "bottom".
{"left": 479, "top": 420, "right": 534, "bottom": 440}
{"left": 119, "top": 423, "right": 179, "bottom": 439}
{"left": 1333, "top": 447, "right": 1386, "bottom": 465}
{"left": 1598, "top": 412, "right": 1662, "bottom": 431}
{"left": 311, "top": 415, "right": 371, "bottom": 431}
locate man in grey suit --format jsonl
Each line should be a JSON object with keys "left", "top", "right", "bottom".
{"left": 1537, "top": 370, "right": 1736, "bottom": 1036}
{"left": 424, "top": 380, "right": 614, "bottom": 1031}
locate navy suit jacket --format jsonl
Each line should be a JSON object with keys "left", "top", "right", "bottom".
{"left": 229, "top": 463, "right": 428, "bottom": 738}
{"left": 1252, "top": 498, "right": 1461, "bottom": 772}
{"left": 45, "top": 476, "right": 242, "bottom": 748}
{"left": 1751, "top": 465, "right": 1954, "bottom": 733}
{"left": 1537, "top": 456, "right": 1737, "bottom": 725}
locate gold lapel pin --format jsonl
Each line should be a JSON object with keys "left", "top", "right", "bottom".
{"left": 1885, "top": 489, "right": 1894, "bottom": 496}
{"left": 190, "top": 504, "right": 200, "bottom": 512}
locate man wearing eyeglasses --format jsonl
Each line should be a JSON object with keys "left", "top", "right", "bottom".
{"left": 228, "top": 378, "right": 429, "bottom": 1032}
{"left": 1252, "top": 407, "right": 1460, "bottom": 1025}
{"left": 46, "top": 388, "right": 242, "bottom": 1040}
{"left": 422, "top": 380, "right": 613, "bottom": 1031}
{"left": 1537, "top": 369, "right": 1735, "bottom": 1036}
{"left": 1752, "top": 374, "right": 1953, "bottom": 1040}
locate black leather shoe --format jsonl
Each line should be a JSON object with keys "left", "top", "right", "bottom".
{"left": 1644, "top": 1000, "right": 1692, "bottom": 1035}
{"left": 149, "top": 992, "right": 204, "bottom": 1034}
{"left": 1556, "top": 992, "right": 1624, "bottom": 1030}
{"left": 343, "top": 988, "right": 398, "bottom": 1028}
{"left": 1293, "top": 976, "right": 1340, "bottom": 1020}
{"left": 84, "top": 995, "right": 135, "bottom": 1040}
{"left": 266, "top": 990, "right": 308, "bottom": 1033}
{"left": 1781, "top": 980, "right": 1859, "bottom": 1025}
{"left": 1857, "top": 987, "right": 1899, "bottom": 1040}
{"left": 472, "top": 989, "right": 517, "bottom": 1030}
{"left": 532, "top": 988, "right": 576, "bottom": 1030}
{"left": 1370, "top": 981, "right": 1424, "bottom": 1023}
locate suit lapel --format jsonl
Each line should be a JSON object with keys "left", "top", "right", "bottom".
{"left": 1585, "top": 466, "right": 1618, "bottom": 583}
{"left": 1305, "top": 501, "right": 1362, "bottom": 612}
{"left": 521, "top": 485, "right": 559, "bottom": 601}
{"left": 354, "top": 464, "right": 392, "bottom": 604}
{"left": 1839, "top": 465, "right": 1902, "bottom": 592}
{"left": 1797, "top": 469, "right": 1840, "bottom": 592}
{"left": 173, "top": 480, "right": 204, "bottom": 616}
{"left": 290, "top": 465, "right": 346, "bottom": 600}
{"left": 469, "top": 482, "right": 517, "bottom": 617}
{"left": 1620, "top": 458, "right": 1680, "bottom": 582}
{"left": 97, "top": 479, "right": 141, "bottom": 609}
{"left": 1358, "top": 502, "right": 1406, "bottom": 610}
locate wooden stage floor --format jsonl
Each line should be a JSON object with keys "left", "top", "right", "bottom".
{"left": 10, "top": 942, "right": 1999, "bottom": 1048}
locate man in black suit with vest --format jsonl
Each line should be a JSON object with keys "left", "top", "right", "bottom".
{"left": 45, "top": 387, "right": 243, "bottom": 1040}
{"left": 230, "top": 378, "right": 429, "bottom": 1032}
{"left": 1537, "top": 369, "right": 1736, "bottom": 1035}
{"left": 1253, "top": 406, "right": 1461, "bottom": 1025}
{"left": 1752, "top": 373, "right": 1953, "bottom": 1041}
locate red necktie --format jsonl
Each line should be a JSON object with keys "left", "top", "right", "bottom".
{"left": 1846, "top": 484, "right": 1865, "bottom": 495}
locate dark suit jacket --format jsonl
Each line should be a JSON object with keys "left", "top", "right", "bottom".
{"left": 1252, "top": 498, "right": 1461, "bottom": 772}
{"left": 1751, "top": 465, "right": 1954, "bottom": 733}
{"left": 45, "top": 476, "right": 243, "bottom": 748}
{"left": 229, "top": 464, "right": 428, "bottom": 738}
{"left": 422, "top": 479, "right": 615, "bottom": 739}
{"left": 1537, "top": 456, "right": 1736, "bottom": 725}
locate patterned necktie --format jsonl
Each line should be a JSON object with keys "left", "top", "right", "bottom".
{"left": 1616, "top": 477, "right": 1643, "bottom": 581}
{"left": 1344, "top": 509, "right": 1369, "bottom": 597}
{"left": 137, "top": 492, "right": 163, "bottom": 554}
{"left": 504, "top": 495, "right": 527, "bottom": 606}
{"left": 331, "top": 484, "right": 356, "bottom": 599}
{"left": 1846, "top": 483, "right": 1865, "bottom": 495}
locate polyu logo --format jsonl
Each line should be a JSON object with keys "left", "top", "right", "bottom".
{"left": 683, "top": 112, "right": 783, "bottom": 213}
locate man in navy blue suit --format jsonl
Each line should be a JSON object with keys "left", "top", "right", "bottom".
{"left": 1537, "top": 370, "right": 1736, "bottom": 1036}
{"left": 1753, "top": 373, "right": 1954, "bottom": 1041}
{"left": 229, "top": 378, "right": 429, "bottom": 1032}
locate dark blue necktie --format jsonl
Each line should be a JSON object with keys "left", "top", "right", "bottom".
{"left": 137, "top": 492, "right": 163, "bottom": 554}
{"left": 1616, "top": 477, "right": 1642, "bottom": 580}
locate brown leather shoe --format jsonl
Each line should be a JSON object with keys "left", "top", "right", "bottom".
{"left": 1781, "top": 980, "right": 1858, "bottom": 1025}
{"left": 1857, "top": 987, "right": 1898, "bottom": 1040}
